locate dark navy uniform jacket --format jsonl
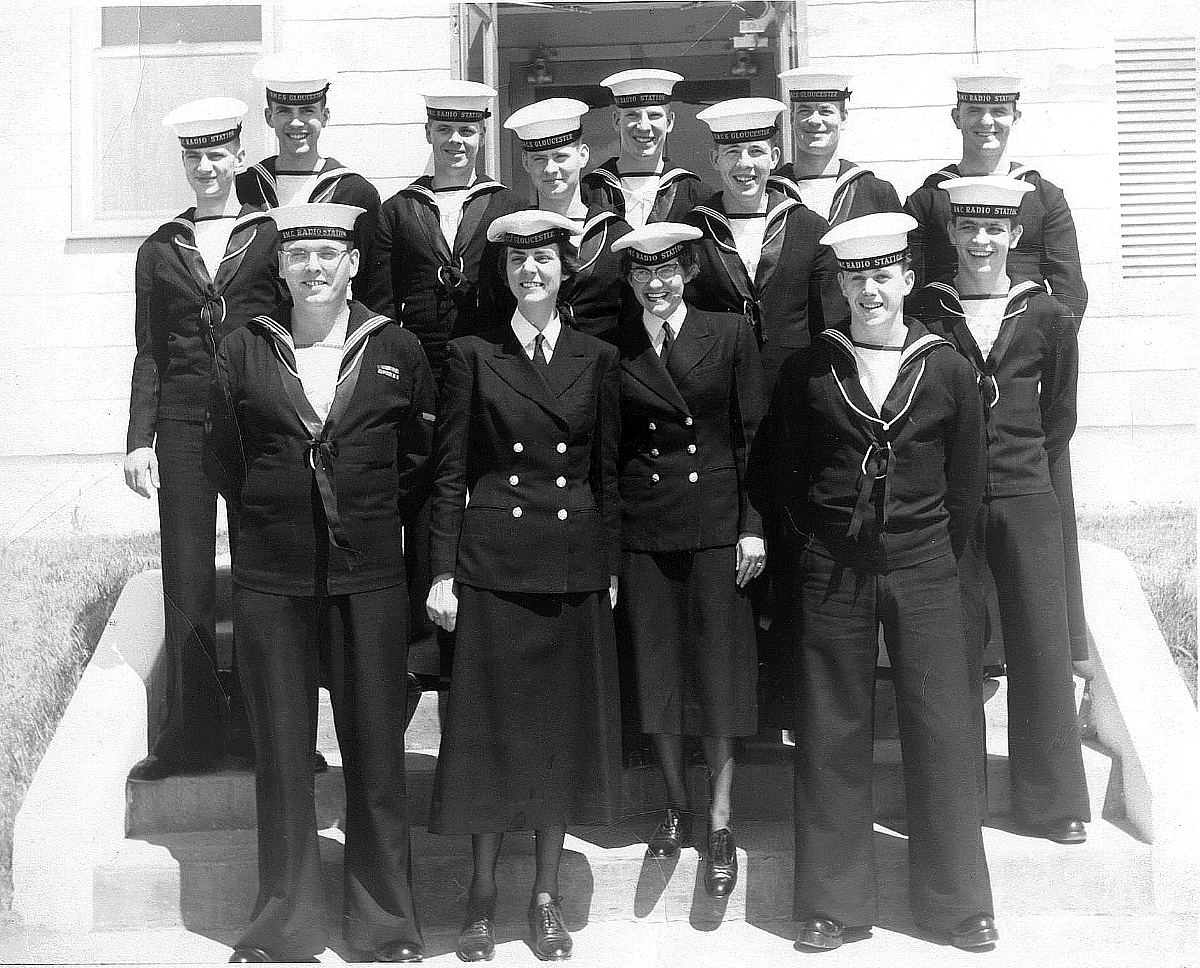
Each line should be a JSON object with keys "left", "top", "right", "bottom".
{"left": 911, "top": 281, "right": 1078, "bottom": 499}
{"left": 617, "top": 306, "right": 766, "bottom": 552}
{"left": 581, "top": 157, "right": 711, "bottom": 225}
{"left": 429, "top": 322, "right": 621, "bottom": 595}
{"left": 358, "top": 175, "right": 522, "bottom": 383}
{"left": 235, "top": 156, "right": 381, "bottom": 281}
{"left": 755, "top": 319, "right": 985, "bottom": 570}
{"left": 684, "top": 190, "right": 847, "bottom": 393}
{"left": 903, "top": 163, "right": 1089, "bottom": 325}
{"left": 207, "top": 301, "right": 436, "bottom": 597}
{"left": 490, "top": 204, "right": 633, "bottom": 346}
{"left": 128, "top": 207, "right": 281, "bottom": 451}
{"left": 768, "top": 159, "right": 903, "bottom": 226}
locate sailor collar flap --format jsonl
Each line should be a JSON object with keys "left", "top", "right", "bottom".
{"left": 248, "top": 158, "right": 362, "bottom": 204}
{"left": 691, "top": 193, "right": 800, "bottom": 250}
{"left": 925, "top": 279, "right": 1045, "bottom": 323}
{"left": 168, "top": 208, "right": 271, "bottom": 292}
{"left": 400, "top": 176, "right": 506, "bottom": 210}
{"left": 587, "top": 160, "right": 699, "bottom": 193}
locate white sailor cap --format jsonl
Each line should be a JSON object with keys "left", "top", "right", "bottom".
{"left": 940, "top": 176, "right": 1034, "bottom": 219}
{"left": 820, "top": 212, "right": 919, "bottom": 271}
{"left": 420, "top": 80, "right": 496, "bottom": 123}
{"left": 271, "top": 203, "right": 366, "bottom": 243}
{"left": 162, "top": 97, "right": 248, "bottom": 149}
{"left": 486, "top": 211, "right": 578, "bottom": 248}
{"left": 600, "top": 68, "right": 683, "bottom": 107}
{"left": 953, "top": 69, "right": 1022, "bottom": 104}
{"left": 778, "top": 69, "right": 853, "bottom": 103}
{"left": 697, "top": 98, "right": 786, "bottom": 144}
{"left": 504, "top": 98, "right": 590, "bottom": 151}
{"left": 610, "top": 222, "right": 702, "bottom": 265}
{"left": 253, "top": 53, "right": 336, "bottom": 105}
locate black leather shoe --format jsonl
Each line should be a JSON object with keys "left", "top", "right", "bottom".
{"left": 703, "top": 827, "right": 737, "bottom": 897}
{"left": 950, "top": 915, "right": 999, "bottom": 950}
{"left": 129, "top": 752, "right": 221, "bottom": 782}
{"left": 794, "top": 918, "right": 845, "bottom": 951}
{"left": 528, "top": 897, "right": 572, "bottom": 961}
{"left": 457, "top": 895, "right": 496, "bottom": 962}
{"left": 228, "top": 948, "right": 272, "bottom": 964}
{"left": 313, "top": 750, "right": 329, "bottom": 773}
{"left": 647, "top": 808, "right": 692, "bottom": 857}
{"left": 375, "top": 940, "right": 423, "bottom": 962}
{"left": 1043, "top": 818, "right": 1087, "bottom": 844}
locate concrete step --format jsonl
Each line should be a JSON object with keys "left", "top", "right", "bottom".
{"left": 126, "top": 735, "right": 1120, "bottom": 836}
{"left": 94, "top": 816, "right": 1155, "bottom": 933}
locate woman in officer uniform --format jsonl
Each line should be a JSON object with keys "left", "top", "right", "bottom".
{"left": 612, "top": 223, "right": 766, "bottom": 897}
{"left": 426, "top": 211, "right": 622, "bottom": 963}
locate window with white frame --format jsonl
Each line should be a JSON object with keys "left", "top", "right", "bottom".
{"left": 71, "top": 4, "right": 269, "bottom": 237}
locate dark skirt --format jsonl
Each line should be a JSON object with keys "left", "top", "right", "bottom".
{"left": 428, "top": 584, "right": 623, "bottom": 834}
{"left": 618, "top": 546, "right": 758, "bottom": 738}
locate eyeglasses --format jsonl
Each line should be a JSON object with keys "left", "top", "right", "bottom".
{"left": 282, "top": 247, "right": 350, "bottom": 268}
{"left": 629, "top": 263, "right": 683, "bottom": 283}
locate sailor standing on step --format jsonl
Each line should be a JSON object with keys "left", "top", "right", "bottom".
{"left": 238, "top": 55, "right": 381, "bottom": 286}
{"left": 910, "top": 176, "right": 1090, "bottom": 845}
{"left": 754, "top": 212, "right": 995, "bottom": 953}
{"left": 124, "top": 97, "right": 281, "bottom": 782}
{"left": 207, "top": 203, "right": 434, "bottom": 965}
{"left": 903, "top": 71, "right": 1089, "bottom": 669}
{"left": 768, "top": 70, "right": 903, "bottom": 225}
{"left": 502, "top": 97, "right": 632, "bottom": 345}
{"left": 359, "top": 80, "right": 521, "bottom": 695}
{"left": 581, "top": 69, "right": 711, "bottom": 230}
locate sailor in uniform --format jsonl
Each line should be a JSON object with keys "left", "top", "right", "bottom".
{"left": 581, "top": 69, "right": 711, "bottom": 230}
{"left": 360, "top": 80, "right": 521, "bottom": 695}
{"left": 124, "top": 98, "right": 281, "bottom": 782}
{"left": 684, "top": 97, "right": 845, "bottom": 393}
{"left": 207, "top": 203, "right": 434, "bottom": 964}
{"left": 502, "top": 97, "right": 632, "bottom": 344}
{"left": 238, "top": 55, "right": 381, "bottom": 284}
{"left": 768, "top": 70, "right": 903, "bottom": 225}
{"left": 756, "top": 213, "right": 996, "bottom": 953}
{"left": 910, "top": 176, "right": 1090, "bottom": 845}
{"left": 903, "top": 70, "right": 1089, "bottom": 672}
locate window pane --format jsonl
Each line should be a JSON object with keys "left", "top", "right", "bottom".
{"left": 101, "top": 5, "right": 261, "bottom": 46}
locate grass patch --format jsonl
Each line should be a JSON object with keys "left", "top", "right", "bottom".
{"left": 0, "top": 532, "right": 161, "bottom": 913}
{"left": 1077, "top": 503, "right": 1197, "bottom": 702}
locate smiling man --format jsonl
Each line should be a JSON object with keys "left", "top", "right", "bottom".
{"left": 768, "top": 70, "right": 902, "bottom": 225}
{"left": 359, "top": 80, "right": 520, "bottom": 697}
{"left": 207, "top": 203, "right": 435, "bottom": 965}
{"left": 910, "top": 176, "right": 1090, "bottom": 848}
{"left": 124, "top": 97, "right": 281, "bottom": 782}
{"left": 754, "top": 212, "right": 995, "bottom": 954}
{"left": 581, "top": 69, "right": 710, "bottom": 230}
{"left": 238, "top": 54, "right": 381, "bottom": 284}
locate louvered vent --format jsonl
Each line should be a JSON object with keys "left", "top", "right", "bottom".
{"left": 1115, "top": 38, "right": 1197, "bottom": 278}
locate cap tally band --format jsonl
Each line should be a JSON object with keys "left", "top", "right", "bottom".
{"left": 179, "top": 124, "right": 242, "bottom": 149}
{"left": 280, "top": 225, "right": 355, "bottom": 242}
{"left": 837, "top": 248, "right": 908, "bottom": 271}
{"left": 957, "top": 91, "right": 1020, "bottom": 103}
{"left": 950, "top": 202, "right": 1021, "bottom": 218}
{"left": 427, "top": 106, "right": 491, "bottom": 122}
{"left": 788, "top": 89, "right": 851, "bottom": 102}
{"left": 627, "top": 241, "right": 687, "bottom": 265}
{"left": 498, "top": 228, "right": 571, "bottom": 248}
{"left": 266, "top": 85, "right": 330, "bottom": 105}
{"left": 711, "top": 124, "right": 777, "bottom": 144}
{"left": 613, "top": 92, "right": 671, "bottom": 107}
{"left": 521, "top": 128, "right": 582, "bottom": 152}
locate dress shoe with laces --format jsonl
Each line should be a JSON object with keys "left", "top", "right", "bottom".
{"left": 375, "top": 940, "right": 423, "bottom": 962}
{"left": 794, "top": 918, "right": 845, "bottom": 951}
{"left": 703, "top": 827, "right": 737, "bottom": 897}
{"left": 528, "top": 896, "right": 572, "bottom": 961}
{"left": 949, "top": 914, "right": 999, "bottom": 950}
{"left": 457, "top": 896, "right": 496, "bottom": 962}
{"left": 228, "top": 948, "right": 272, "bottom": 964}
{"left": 1042, "top": 818, "right": 1087, "bottom": 844}
{"left": 647, "top": 808, "right": 692, "bottom": 858}
{"left": 129, "top": 752, "right": 222, "bottom": 782}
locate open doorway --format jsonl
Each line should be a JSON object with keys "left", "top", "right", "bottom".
{"left": 485, "top": 1, "right": 798, "bottom": 194}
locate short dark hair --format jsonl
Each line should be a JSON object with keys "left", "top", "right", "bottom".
{"left": 495, "top": 237, "right": 580, "bottom": 283}
{"left": 619, "top": 241, "right": 699, "bottom": 279}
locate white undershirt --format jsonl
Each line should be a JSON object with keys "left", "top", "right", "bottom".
{"left": 435, "top": 187, "right": 472, "bottom": 247}
{"left": 852, "top": 341, "right": 903, "bottom": 414}
{"left": 193, "top": 217, "right": 235, "bottom": 281}
{"left": 510, "top": 309, "right": 561, "bottom": 363}
{"left": 294, "top": 318, "right": 347, "bottom": 422}
{"left": 795, "top": 176, "right": 839, "bottom": 222}
{"left": 275, "top": 173, "right": 322, "bottom": 207}
{"left": 963, "top": 295, "right": 1009, "bottom": 358}
{"left": 729, "top": 214, "right": 767, "bottom": 279}
{"left": 619, "top": 162, "right": 664, "bottom": 230}
{"left": 641, "top": 302, "right": 688, "bottom": 356}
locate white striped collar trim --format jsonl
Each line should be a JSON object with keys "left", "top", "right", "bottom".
{"left": 1009, "top": 164, "right": 1039, "bottom": 180}
{"left": 338, "top": 313, "right": 390, "bottom": 384}
{"left": 833, "top": 164, "right": 871, "bottom": 196}
{"left": 926, "top": 279, "right": 1044, "bottom": 318}
{"left": 400, "top": 178, "right": 505, "bottom": 208}
{"left": 823, "top": 328, "right": 930, "bottom": 432}
{"left": 693, "top": 198, "right": 799, "bottom": 248}
{"left": 586, "top": 167, "right": 622, "bottom": 191}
